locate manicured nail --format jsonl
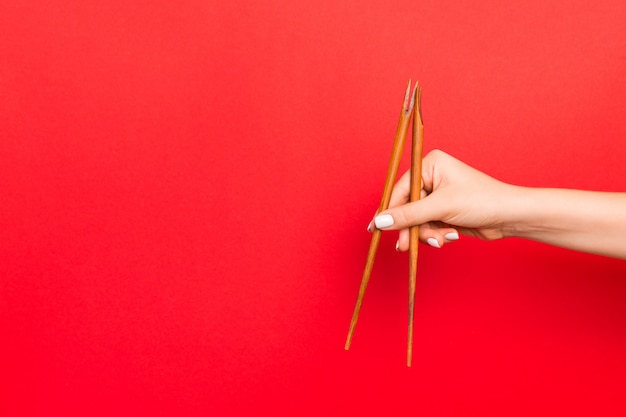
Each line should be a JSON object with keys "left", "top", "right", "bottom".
{"left": 445, "top": 232, "right": 459, "bottom": 241}
{"left": 374, "top": 214, "right": 394, "bottom": 229}
{"left": 367, "top": 221, "right": 373, "bottom": 232}
{"left": 395, "top": 241, "right": 400, "bottom": 252}
{"left": 427, "top": 238, "right": 441, "bottom": 248}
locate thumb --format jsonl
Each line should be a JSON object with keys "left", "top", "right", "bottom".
{"left": 373, "top": 196, "right": 443, "bottom": 230}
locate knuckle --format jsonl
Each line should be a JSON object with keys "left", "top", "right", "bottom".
{"left": 428, "top": 149, "right": 445, "bottom": 159}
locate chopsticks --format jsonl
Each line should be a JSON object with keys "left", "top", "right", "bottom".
{"left": 345, "top": 80, "right": 424, "bottom": 367}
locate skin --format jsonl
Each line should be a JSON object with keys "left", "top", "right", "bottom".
{"left": 372, "top": 150, "right": 626, "bottom": 260}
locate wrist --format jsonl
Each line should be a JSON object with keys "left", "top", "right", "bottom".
{"left": 500, "top": 185, "right": 540, "bottom": 239}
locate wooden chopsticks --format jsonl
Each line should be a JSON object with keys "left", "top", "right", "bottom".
{"left": 345, "top": 80, "right": 424, "bottom": 367}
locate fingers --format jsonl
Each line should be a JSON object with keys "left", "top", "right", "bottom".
{"left": 374, "top": 196, "right": 443, "bottom": 231}
{"left": 396, "top": 224, "right": 460, "bottom": 251}
{"left": 368, "top": 149, "right": 450, "bottom": 231}
{"left": 387, "top": 156, "right": 433, "bottom": 210}
{"left": 366, "top": 169, "right": 417, "bottom": 232}
{"left": 366, "top": 149, "right": 463, "bottom": 250}
{"left": 371, "top": 150, "right": 455, "bottom": 231}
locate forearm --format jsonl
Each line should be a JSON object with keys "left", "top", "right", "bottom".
{"left": 504, "top": 187, "right": 626, "bottom": 259}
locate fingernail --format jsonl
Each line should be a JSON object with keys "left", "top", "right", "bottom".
{"left": 427, "top": 238, "right": 441, "bottom": 248}
{"left": 445, "top": 232, "right": 459, "bottom": 241}
{"left": 367, "top": 221, "right": 373, "bottom": 232}
{"left": 374, "top": 214, "right": 394, "bottom": 229}
{"left": 395, "top": 241, "right": 400, "bottom": 252}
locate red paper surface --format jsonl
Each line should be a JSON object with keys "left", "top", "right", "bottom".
{"left": 2, "top": 1, "right": 626, "bottom": 415}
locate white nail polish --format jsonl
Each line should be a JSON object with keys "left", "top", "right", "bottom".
{"left": 445, "top": 232, "right": 459, "bottom": 241}
{"left": 367, "top": 221, "right": 373, "bottom": 232}
{"left": 427, "top": 238, "right": 441, "bottom": 248}
{"left": 395, "top": 241, "right": 400, "bottom": 252}
{"left": 374, "top": 214, "right": 394, "bottom": 229}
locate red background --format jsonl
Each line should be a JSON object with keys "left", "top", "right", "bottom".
{"left": 2, "top": 1, "right": 626, "bottom": 415}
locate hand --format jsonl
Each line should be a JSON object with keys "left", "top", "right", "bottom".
{"left": 370, "top": 150, "right": 518, "bottom": 251}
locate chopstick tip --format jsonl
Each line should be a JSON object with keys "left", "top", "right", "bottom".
{"left": 403, "top": 79, "right": 412, "bottom": 111}
{"left": 417, "top": 83, "right": 424, "bottom": 123}
{"left": 409, "top": 82, "right": 418, "bottom": 112}
{"left": 405, "top": 79, "right": 422, "bottom": 113}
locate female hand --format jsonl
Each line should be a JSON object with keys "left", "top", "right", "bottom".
{"left": 370, "top": 150, "right": 518, "bottom": 251}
